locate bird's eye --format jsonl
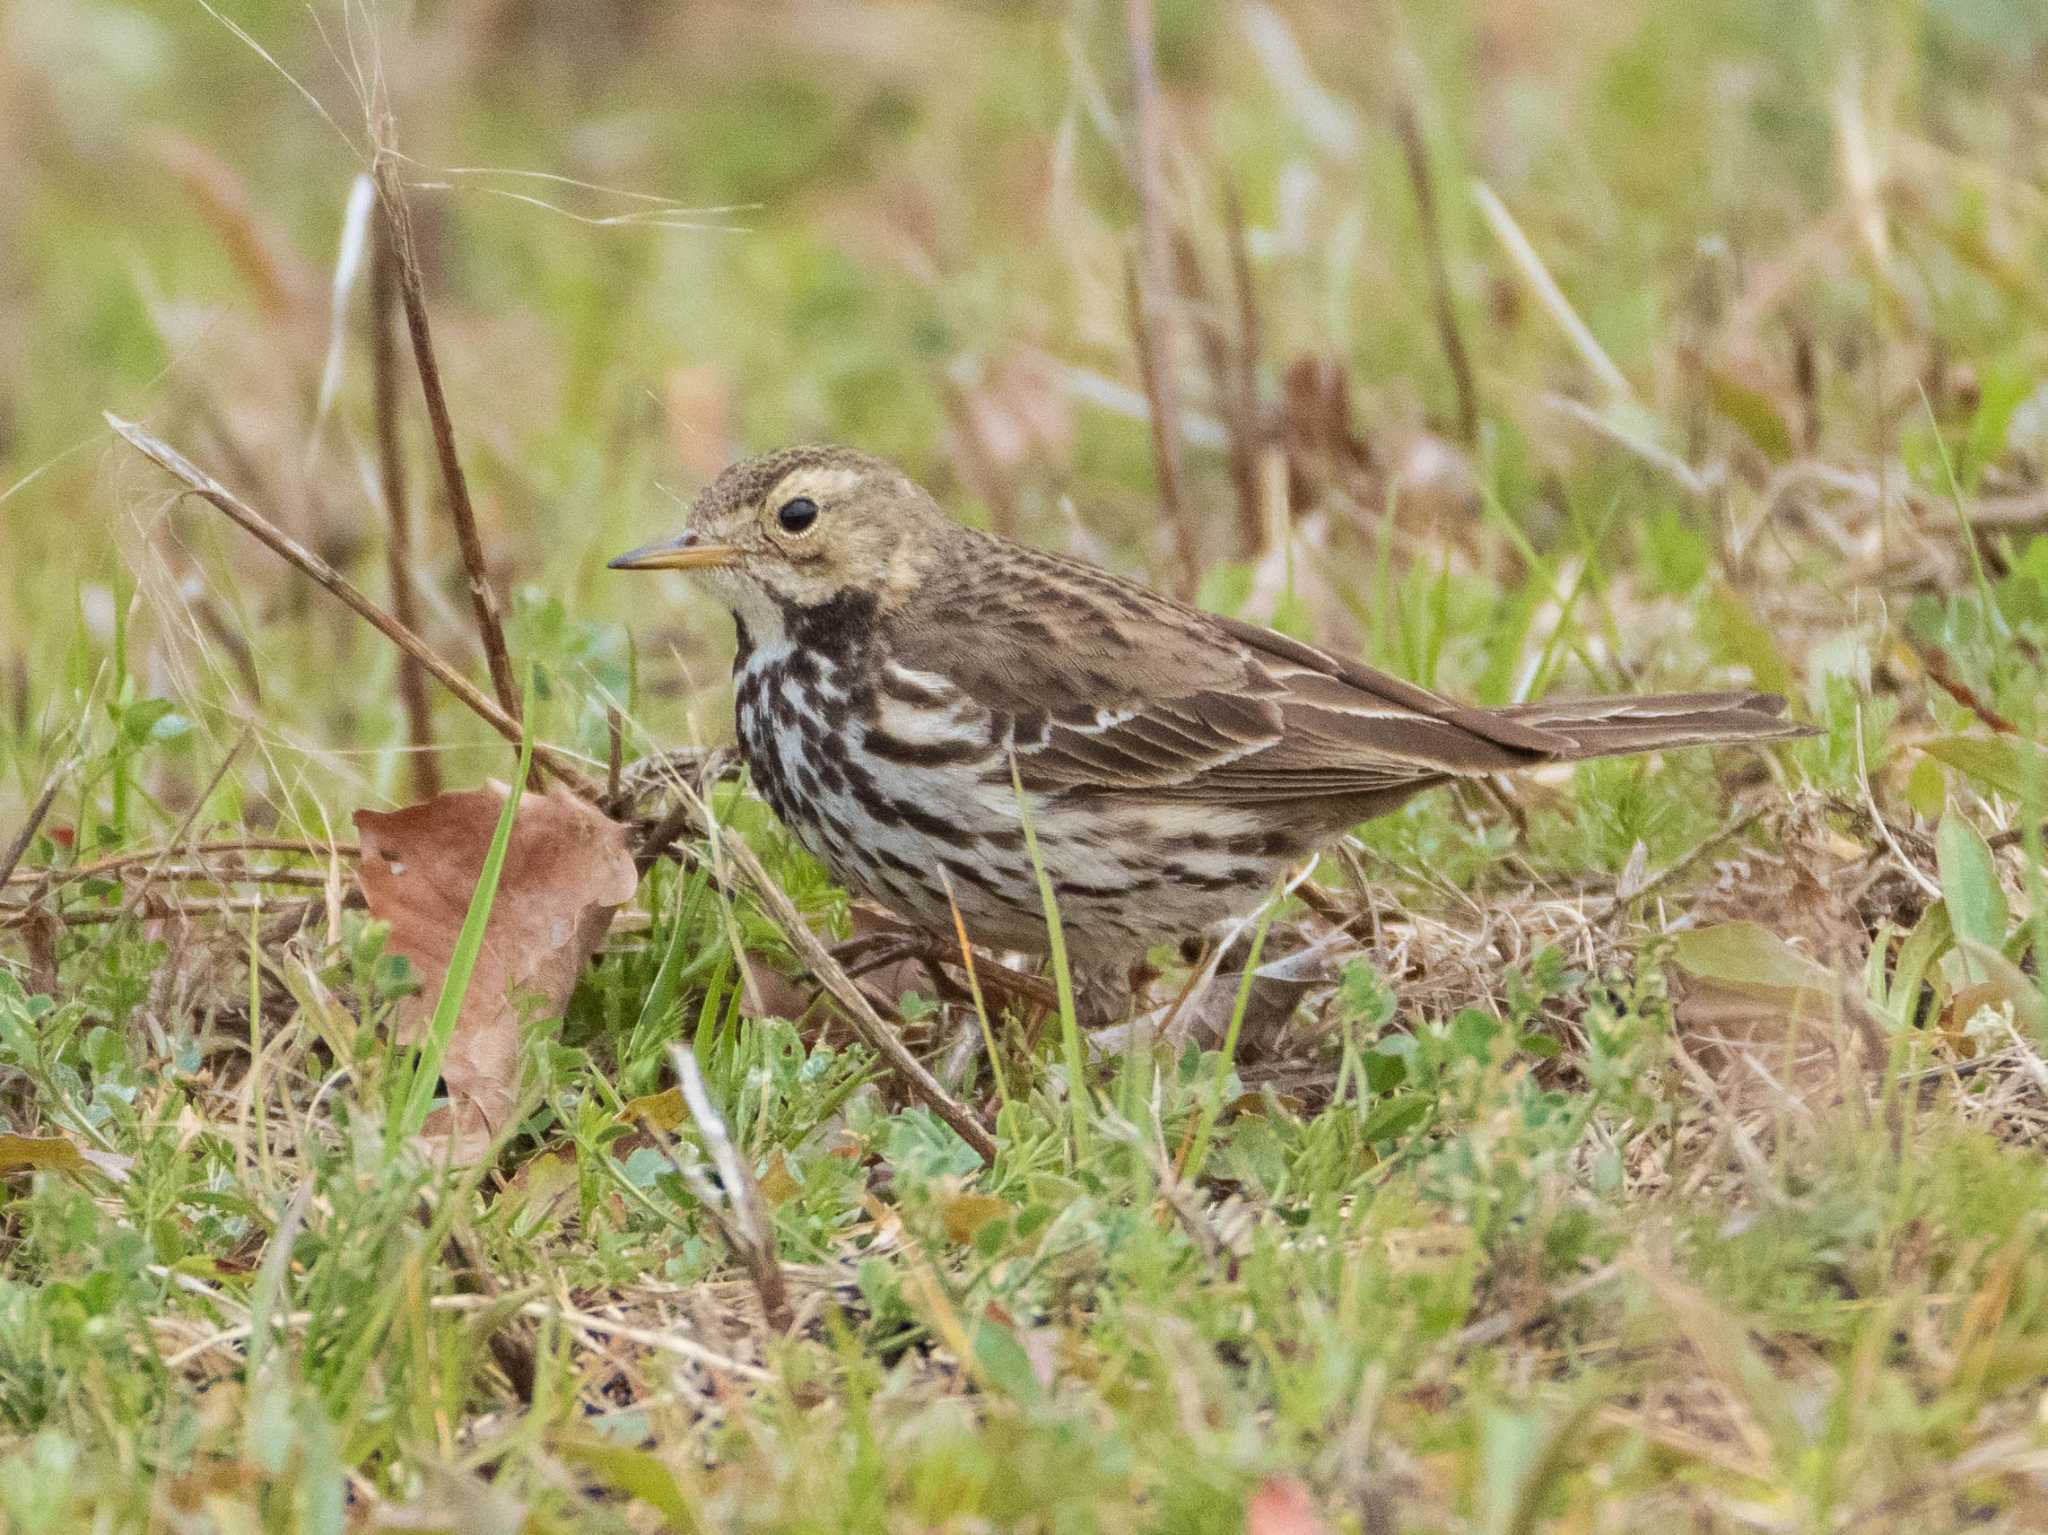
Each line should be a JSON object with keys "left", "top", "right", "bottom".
{"left": 776, "top": 497, "right": 819, "bottom": 534}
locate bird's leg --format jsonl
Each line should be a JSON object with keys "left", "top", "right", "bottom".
{"left": 1066, "top": 956, "right": 1157, "bottom": 1030}
{"left": 1070, "top": 968, "right": 1135, "bottom": 1029}
{"left": 918, "top": 944, "right": 1060, "bottom": 1014}
{"left": 830, "top": 933, "right": 926, "bottom": 980}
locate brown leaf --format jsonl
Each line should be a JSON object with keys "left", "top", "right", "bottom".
{"left": 739, "top": 953, "right": 816, "bottom": 1023}
{"left": 356, "top": 784, "right": 637, "bottom": 1154}
{"left": 622, "top": 1086, "right": 689, "bottom": 1133}
{"left": 758, "top": 1147, "right": 803, "bottom": 1206}
{"left": 1246, "top": 1476, "right": 1329, "bottom": 1535}
{"left": 938, "top": 1187, "right": 1013, "bottom": 1244}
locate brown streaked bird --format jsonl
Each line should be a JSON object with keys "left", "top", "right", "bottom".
{"left": 611, "top": 446, "right": 1809, "bottom": 1014}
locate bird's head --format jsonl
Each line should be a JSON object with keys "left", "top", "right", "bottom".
{"left": 608, "top": 446, "right": 948, "bottom": 636}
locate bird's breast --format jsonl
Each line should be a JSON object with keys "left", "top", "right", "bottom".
{"left": 729, "top": 641, "right": 1306, "bottom": 954}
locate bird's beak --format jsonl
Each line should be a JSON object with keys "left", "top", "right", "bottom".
{"left": 605, "top": 532, "right": 742, "bottom": 572}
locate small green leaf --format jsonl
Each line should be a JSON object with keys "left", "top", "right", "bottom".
{"left": 971, "top": 1319, "right": 1043, "bottom": 1401}
{"left": 1888, "top": 901, "right": 1953, "bottom": 1027}
{"left": 1337, "top": 959, "right": 1397, "bottom": 1027}
{"left": 1668, "top": 922, "right": 1837, "bottom": 999}
{"left": 1937, "top": 812, "right": 2008, "bottom": 951}
{"left": 1705, "top": 366, "right": 1794, "bottom": 462}
{"left": 117, "top": 697, "right": 176, "bottom": 745}
{"left": 1359, "top": 1093, "right": 1430, "bottom": 1143}
{"left": 554, "top": 1434, "right": 704, "bottom": 1533}
{"left": 1905, "top": 755, "right": 1947, "bottom": 821}
{"left": 1921, "top": 736, "right": 2048, "bottom": 804}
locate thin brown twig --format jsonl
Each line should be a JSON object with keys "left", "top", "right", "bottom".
{"left": 1223, "top": 182, "right": 1267, "bottom": 545}
{"left": 1127, "top": 257, "right": 1199, "bottom": 595}
{"left": 606, "top": 707, "right": 624, "bottom": 803}
{"left": 1601, "top": 805, "right": 1771, "bottom": 916}
{"left": 937, "top": 867, "right": 1010, "bottom": 1104}
{"left": 1124, "top": 0, "right": 1199, "bottom": 596}
{"left": 1173, "top": 229, "right": 1261, "bottom": 555}
{"left": 6, "top": 839, "right": 360, "bottom": 888}
{"left": 101, "top": 864, "right": 333, "bottom": 890}
{"left": 3, "top": 896, "right": 325, "bottom": 931}
{"left": 105, "top": 415, "right": 603, "bottom": 803}
{"left": 1911, "top": 636, "right": 2019, "bottom": 734}
{"left": 371, "top": 200, "right": 442, "bottom": 800}
{"left": 1393, "top": 96, "right": 1478, "bottom": 443}
{"left": 370, "top": 153, "right": 528, "bottom": 782}
{"left": 0, "top": 768, "right": 66, "bottom": 891}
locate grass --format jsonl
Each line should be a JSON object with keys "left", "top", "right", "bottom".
{"left": 4, "top": 0, "right": 2048, "bottom": 1529}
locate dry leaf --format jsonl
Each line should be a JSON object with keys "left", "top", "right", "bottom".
{"left": 1672, "top": 839, "right": 1887, "bottom": 1109}
{"left": 739, "top": 952, "right": 815, "bottom": 1022}
{"left": 622, "top": 1086, "right": 689, "bottom": 1133}
{"left": 356, "top": 784, "right": 637, "bottom": 1155}
{"left": 0, "top": 1133, "right": 131, "bottom": 1183}
{"left": 1246, "top": 1475, "right": 1330, "bottom": 1535}
{"left": 939, "top": 1187, "right": 1013, "bottom": 1244}
{"left": 758, "top": 1147, "right": 802, "bottom": 1206}
{"left": 501, "top": 1149, "right": 580, "bottom": 1240}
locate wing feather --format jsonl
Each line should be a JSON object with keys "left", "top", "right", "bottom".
{"left": 885, "top": 539, "right": 1559, "bottom": 803}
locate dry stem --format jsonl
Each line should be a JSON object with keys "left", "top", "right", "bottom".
{"left": 106, "top": 415, "right": 603, "bottom": 802}
{"left": 370, "top": 154, "right": 527, "bottom": 780}
{"left": 370, "top": 201, "right": 442, "bottom": 800}
{"left": 1124, "top": 0, "right": 1199, "bottom": 596}
{"left": 1174, "top": 229, "right": 1260, "bottom": 555}
{"left": 0, "top": 768, "right": 65, "bottom": 890}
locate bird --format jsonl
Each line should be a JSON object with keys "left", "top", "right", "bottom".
{"left": 610, "top": 445, "right": 1810, "bottom": 1018}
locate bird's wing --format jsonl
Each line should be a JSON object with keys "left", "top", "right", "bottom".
{"left": 884, "top": 542, "right": 1563, "bottom": 801}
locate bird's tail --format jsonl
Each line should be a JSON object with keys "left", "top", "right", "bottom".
{"left": 1488, "top": 690, "right": 1815, "bottom": 762}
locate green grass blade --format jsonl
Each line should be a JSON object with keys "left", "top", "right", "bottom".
{"left": 1009, "top": 752, "right": 1088, "bottom": 1164}
{"left": 1180, "top": 890, "right": 1281, "bottom": 1185}
{"left": 389, "top": 705, "right": 535, "bottom": 1149}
